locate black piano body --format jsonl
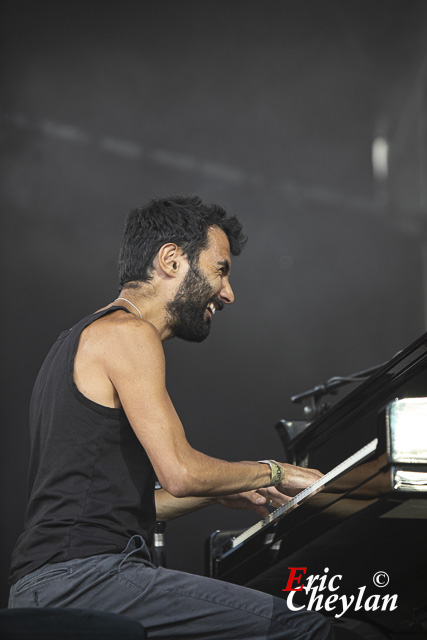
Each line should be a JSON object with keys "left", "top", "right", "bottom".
{"left": 208, "top": 332, "right": 427, "bottom": 636}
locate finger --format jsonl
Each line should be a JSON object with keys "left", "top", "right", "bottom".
{"left": 273, "top": 494, "right": 291, "bottom": 506}
{"left": 254, "top": 505, "right": 269, "bottom": 518}
{"left": 256, "top": 488, "right": 290, "bottom": 508}
{"left": 266, "top": 487, "right": 291, "bottom": 504}
{"left": 255, "top": 488, "right": 269, "bottom": 497}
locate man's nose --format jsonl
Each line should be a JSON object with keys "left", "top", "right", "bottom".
{"left": 220, "top": 279, "right": 235, "bottom": 304}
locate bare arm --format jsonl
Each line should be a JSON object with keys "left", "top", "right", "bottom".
{"left": 155, "top": 489, "right": 216, "bottom": 521}
{"left": 155, "top": 487, "right": 287, "bottom": 521}
{"left": 104, "top": 320, "right": 321, "bottom": 498}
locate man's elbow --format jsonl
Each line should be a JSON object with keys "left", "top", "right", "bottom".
{"left": 158, "top": 466, "right": 195, "bottom": 498}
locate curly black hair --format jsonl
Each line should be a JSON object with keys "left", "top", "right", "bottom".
{"left": 118, "top": 195, "right": 247, "bottom": 289}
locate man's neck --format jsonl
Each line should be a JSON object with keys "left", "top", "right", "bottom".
{"left": 115, "top": 288, "right": 173, "bottom": 341}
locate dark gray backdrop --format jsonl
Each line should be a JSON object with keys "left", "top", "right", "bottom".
{"left": 1, "top": 0, "right": 426, "bottom": 608}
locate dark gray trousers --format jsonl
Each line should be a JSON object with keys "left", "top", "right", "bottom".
{"left": 8, "top": 537, "right": 333, "bottom": 640}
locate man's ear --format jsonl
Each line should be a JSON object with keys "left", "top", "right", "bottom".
{"left": 157, "top": 243, "right": 184, "bottom": 276}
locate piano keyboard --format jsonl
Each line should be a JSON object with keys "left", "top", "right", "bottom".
{"left": 230, "top": 437, "right": 379, "bottom": 549}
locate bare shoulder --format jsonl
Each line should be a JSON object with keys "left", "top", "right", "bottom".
{"left": 74, "top": 310, "right": 164, "bottom": 408}
{"left": 81, "top": 310, "right": 164, "bottom": 367}
{"left": 99, "top": 310, "right": 160, "bottom": 339}
{"left": 102, "top": 311, "right": 161, "bottom": 349}
{"left": 98, "top": 313, "right": 166, "bottom": 393}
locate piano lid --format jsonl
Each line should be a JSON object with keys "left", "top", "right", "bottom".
{"left": 289, "top": 332, "right": 427, "bottom": 472}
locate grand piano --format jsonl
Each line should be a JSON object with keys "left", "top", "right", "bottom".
{"left": 207, "top": 332, "right": 427, "bottom": 637}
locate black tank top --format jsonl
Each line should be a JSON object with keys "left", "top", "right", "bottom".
{"left": 9, "top": 306, "right": 156, "bottom": 584}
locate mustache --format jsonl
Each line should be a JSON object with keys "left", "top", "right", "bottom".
{"left": 209, "top": 296, "right": 224, "bottom": 312}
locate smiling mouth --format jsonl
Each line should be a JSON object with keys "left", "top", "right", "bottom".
{"left": 207, "top": 302, "right": 216, "bottom": 316}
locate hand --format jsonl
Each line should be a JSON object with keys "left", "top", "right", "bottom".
{"left": 276, "top": 463, "right": 323, "bottom": 498}
{"left": 218, "top": 488, "right": 290, "bottom": 519}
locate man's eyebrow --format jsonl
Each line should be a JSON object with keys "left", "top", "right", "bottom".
{"left": 217, "top": 259, "right": 230, "bottom": 274}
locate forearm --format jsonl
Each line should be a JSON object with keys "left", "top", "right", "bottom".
{"left": 155, "top": 447, "right": 272, "bottom": 498}
{"left": 154, "top": 488, "right": 217, "bottom": 521}
{"left": 152, "top": 440, "right": 322, "bottom": 500}
{"left": 154, "top": 486, "right": 281, "bottom": 522}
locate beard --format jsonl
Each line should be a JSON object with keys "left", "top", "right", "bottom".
{"left": 165, "top": 264, "right": 220, "bottom": 343}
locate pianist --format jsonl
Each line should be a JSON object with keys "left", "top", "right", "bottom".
{"left": 8, "top": 196, "right": 333, "bottom": 640}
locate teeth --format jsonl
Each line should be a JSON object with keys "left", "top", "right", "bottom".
{"left": 208, "top": 302, "right": 216, "bottom": 315}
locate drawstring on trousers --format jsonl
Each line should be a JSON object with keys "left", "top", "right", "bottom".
{"left": 118, "top": 535, "right": 146, "bottom": 572}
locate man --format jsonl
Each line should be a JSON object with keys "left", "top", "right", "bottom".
{"left": 9, "top": 196, "right": 333, "bottom": 639}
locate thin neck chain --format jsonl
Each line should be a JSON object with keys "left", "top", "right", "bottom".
{"left": 115, "top": 297, "right": 142, "bottom": 319}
